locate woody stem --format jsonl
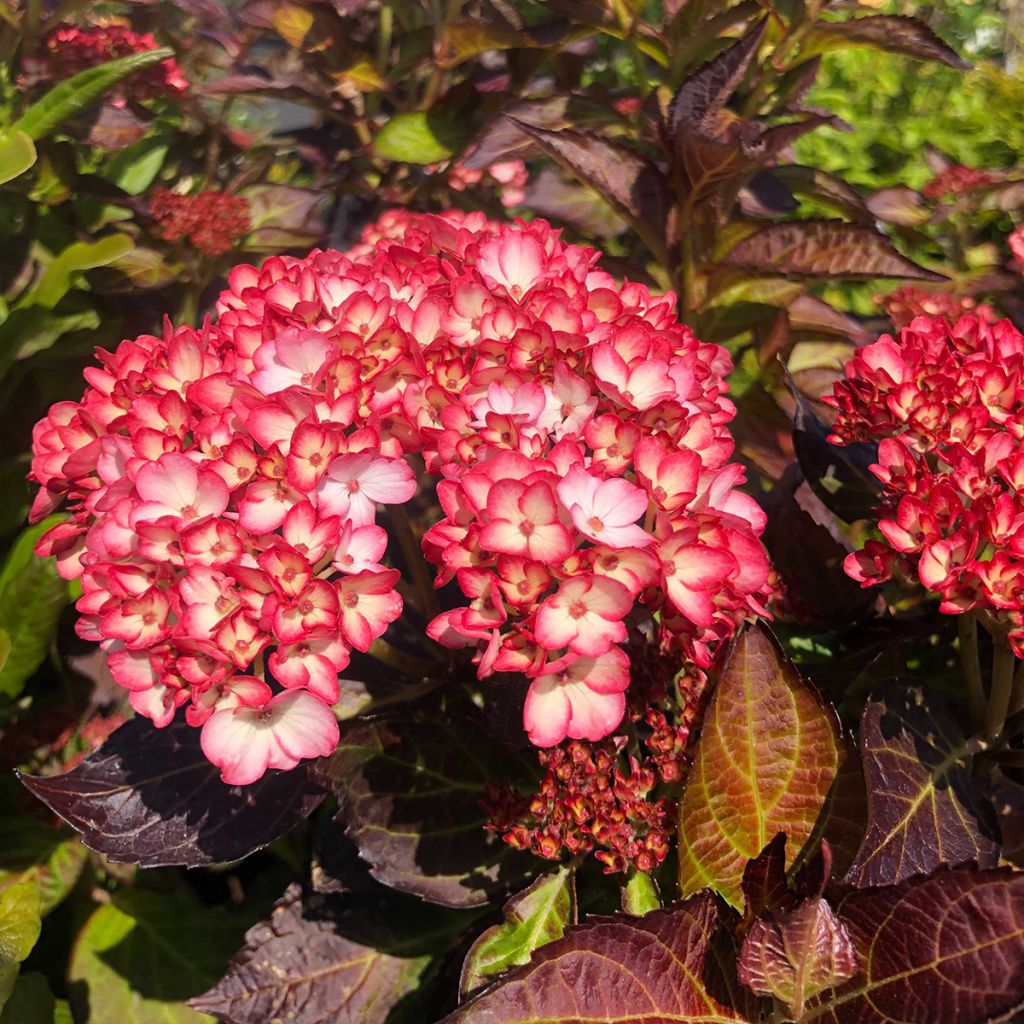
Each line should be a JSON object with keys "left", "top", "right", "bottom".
{"left": 958, "top": 612, "right": 985, "bottom": 733}
{"left": 986, "top": 633, "right": 1016, "bottom": 742}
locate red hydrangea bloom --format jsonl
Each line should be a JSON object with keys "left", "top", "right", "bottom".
{"left": 829, "top": 313, "right": 1024, "bottom": 653}
{"left": 921, "top": 164, "right": 996, "bottom": 201}
{"left": 1009, "top": 224, "right": 1024, "bottom": 271}
{"left": 22, "top": 23, "right": 187, "bottom": 100}
{"left": 29, "top": 209, "right": 768, "bottom": 782}
{"left": 150, "top": 190, "right": 251, "bottom": 257}
{"left": 880, "top": 285, "right": 998, "bottom": 331}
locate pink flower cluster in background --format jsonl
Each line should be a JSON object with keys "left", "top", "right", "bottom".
{"left": 830, "top": 313, "right": 1024, "bottom": 653}
{"left": 921, "top": 164, "right": 996, "bottom": 201}
{"left": 21, "top": 23, "right": 187, "bottom": 99}
{"left": 29, "top": 209, "right": 767, "bottom": 783}
{"left": 447, "top": 158, "right": 529, "bottom": 208}
{"left": 880, "top": 285, "right": 998, "bottom": 331}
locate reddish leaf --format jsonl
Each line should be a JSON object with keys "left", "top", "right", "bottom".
{"left": 741, "top": 834, "right": 791, "bottom": 929}
{"left": 18, "top": 717, "right": 324, "bottom": 868}
{"left": 443, "top": 892, "right": 756, "bottom": 1023}
{"left": 807, "top": 739, "right": 869, "bottom": 881}
{"left": 774, "top": 165, "right": 871, "bottom": 223}
{"left": 439, "top": 21, "right": 531, "bottom": 66}
{"left": 522, "top": 167, "right": 627, "bottom": 238}
{"left": 85, "top": 103, "right": 150, "bottom": 150}
{"left": 670, "top": 20, "right": 767, "bottom": 135}
{"left": 842, "top": 686, "right": 1000, "bottom": 888}
{"left": 310, "top": 709, "right": 535, "bottom": 908}
{"left": 804, "top": 15, "right": 970, "bottom": 71}
{"left": 510, "top": 122, "right": 670, "bottom": 259}
{"left": 805, "top": 867, "right": 1024, "bottom": 1023}
{"left": 721, "top": 221, "right": 944, "bottom": 281}
{"left": 866, "top": 186, "right": 930, "bottom": 227}
{"left": 188, "top": 883, "right": 469, "bottom": 1024}
{"left": 739, "top": 898, "right": 858, "bottom": 1019}
{"left": 678, "top": 623, "right": 841, "bottom": 909}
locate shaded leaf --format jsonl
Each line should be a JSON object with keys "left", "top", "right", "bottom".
{"left": 804, "top": 739, "right": 868, "bottom": 882}
{"left": 511, "top": 122, "right": 669, "bottom": 259}
{"left": 0, "top": 972, "right": 55, "bottom": 1024}
{"left": 11, "top": 49, "right": 174, "bottom": 141}
{"left": 739, "top": 898, "right": 858, "bottom": 1019}
{"left": 310, "top": 708, "right": 535, "bottom": 908}
{"left": 670, "top": 20, "right": 766, "bottom": 135}
{"left": 69, "top": 889, "right": 254, "bottom": 1024}
{"left": 0, "top": 814, "right": 86, "bottom": 914}
{"left": 0, "top": 518, "right": 70, "bottom": 700}
{"left": 19, "top": 717, "right": 324, "bottom": 868}
{"left": 842, "top": 686, "right": 1000, "bottom": 888}
{"left": 741, "top": 834, "right": 790, "bottom": 930}
{"left": 678, "top": 623, "right": 841, "bottom": 910}
{"left": 738, "top": 170, "right": 797, "bottom": 219}
{"left": 773, "top": 165, "right": 871, "bottom": 222}
{"left": 444, "top": 892, "right": 752, "bottom": 1023}
{"left": 720, "top": 221, "right": 943, "bottom": 281}
{"left": 460, "top": 867, "right": 575, "bottom": 998}
{"left": 521, "top": 167, "right": 626, "bottom": 238}
{"left": 85, "top": 103, "right": 150, "bottom": 150}
{"left": 105, "top": 136, "right": 169, "bottom": 195}
{"left": 788, "top": 377, "right": 882, "bottom": 524}
{"left": 802, "top": 16, "right": 970, "bottom": 71}
{"left": 189, "top": 882, "right": 469, "bottom": 1024}
{"left": 240, "top": 184, "right": 326, "bottom": 251}
{"left": 373, "top": 111, "right": 468, "bottom": 164}
{"left": 805, "top": 867, "right": 1024, "bottom": 1023}
{"left": 440, "top": 21, "right": 530, "bottom": 66}
{"left": 0, "top": 132, "right": 36, "bottom": 186}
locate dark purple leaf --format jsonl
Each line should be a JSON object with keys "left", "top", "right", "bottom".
{"left": 310, "top": 708, "right": 536, "bottom": 908}
{"left": 521, "top": 167, "right": 627, "bottom": 237}
{"left": 842, "top": 685, "right": 1001, "bottom": 888}
{"left": 669, "top": 20, "right": 767, "bottom": 135}
{"left": 774, "top": 164, "right": 871, "bottom": 222}
{"left": 787, "top": 372, "right": 882, "bottom": 523}
{"left": 738, "top": 170, "right": 797, "bottom": 218}
{"left": 806, "top": 867, "right": 1024, "bottom": 1023}
{"left": 739, "top": 897, "right": 858, "bottom": 1019}
{"left": 721, "top": 220, "right": 944, "bottom": 281}
{"left": 188, "top": 883, "right": 470, "bottom": 1024}
{"left": 443, "top": 892, "right": 757, "bottom": 1023}
{"left": 510, "top": 122, "right": 670, "bottom": 259}
{"left": 18, "top": 717, "right": 324, "bottom": 867}
{"left": 809, "top": 740, "right": 869, "bottom": 881}
{"left": 806, "top": 15, "right": 970, "bottom": 71}
{"left": 84, "top": 103, "right": 150, "bottom": 150}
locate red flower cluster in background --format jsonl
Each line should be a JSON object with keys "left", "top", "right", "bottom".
{"left": 880, "top": 285, "right": 998, "bottom": 331}
{"left": 150, "top": 189, "right": 251, "bottom": 257}
{"left": 922, "top": 164, "right": 996, "bottom": 201}
{"left": 830, "top": 312, "right": 1024, "bottom": 652}
{"left": 29, "top": 209, "right": 767, "bottom": 783}
{"left": 447, "top": 158, "right": 529, "bottom": 208}
{"left": 22, "top": 22, "right": 187, "bottom": 99}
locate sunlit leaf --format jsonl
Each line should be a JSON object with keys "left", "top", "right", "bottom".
{"left": 444, "top": 892, "right": 755, "bottom": 1023}
{"left": 800, "top": 15, "right": 970, "bottom": 71}
{"left": 460, "top": 867, "right": 576, "bottom": 998}
{"left": 189, "top": 883, "right": 471, "bottom": 1024}
{"left": 272, "top": 3, "right": 314, "bottom": 48}
{"left": 0, "top": 133, "right": 36, "bottom": 186}
{"left": 19, "top": 717, "right": 325, "bottom": 868}
{"left": 510, "top": 122, "right": 670, "bottom": 260}
{"left": 0, "top": 881, "right": 40, "bottom": 1012}
{"left": 678, "top": 623, "right": 841, "bottom": 910}
{"left": 720, "top": 221, "right": 943, "bottom": 281}
{"left": 10, "top": 49, "right": 174, "bottom": 141}
{"left": 21, "top": 234, "right": 134, "bottom": 310}
{"left": 372, "top": 111, "right": 468, "bottom": 164}
{"left": 804, "top": 867, "right": 1024, "bottom": 1023}
{"left": 866, "top": 186, "right": 930, "bottom": 227}
{"left": 739, "top": 897, "right": 858, "bottom": 1020}
{"left": 440, "top": 21, "right": 530, "bottom": 66}
{"left": 842, "top": 685, "right": 1000, "bottom": 888}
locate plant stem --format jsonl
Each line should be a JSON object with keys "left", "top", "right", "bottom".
{"left": 1012, "top": 658, "right": 1024, "bottom": 718}
{"left": 387, "top": 503, "right": 440, "bottom": 621}
{"left": 986, "top": 634, "right": 1016, "bottom": 742}
{"left": 958, "top": 612, "right": 986, "bottom": 732}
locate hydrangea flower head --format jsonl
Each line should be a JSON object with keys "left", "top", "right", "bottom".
{"left": 830, "top": 312, "right": 1024, "bottom": 652}
{"left": 30, "top": 209, "right": 767, "bottom": 782}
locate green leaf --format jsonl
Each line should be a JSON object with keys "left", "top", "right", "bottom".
{"left": 0, "top": 133, "right": 36, "bottom": 186}
{"left": 0, "top": 972, "right": 55, "bottom": 1024}
{"left": 621, "top": 869, "right": 660, "bottom": 916}
{"left": 10, "top": 49, "right": 174, "bottom": 142}
{"left": 104, "top": 137, "right": 169, "bottom": 195}
{"left": 460, "top": 867, "right": 576, "bottom": 998}
{"left": 68, "top": 889, "right": 254, "bottom": 1024}
{"left": 0, "top": 518, "right": 71, "bottom": 701}
{"left": 20, "top": 234, "right": 134, "bottom": 311}
{"left": 372, "top": 111, "right": 468, "bottom": 164}
{"left": 677, "top": 623, "right": 841, "bottom": 910}
{"left": 0, "top": 882, "right": 41, "bottom": 964}
{"left": 0, "top": 814, "right": 86, "bottom": 915}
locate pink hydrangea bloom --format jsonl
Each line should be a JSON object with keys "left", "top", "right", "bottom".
{"left": 29, "top": 209, "right": 768, "bottom": 778}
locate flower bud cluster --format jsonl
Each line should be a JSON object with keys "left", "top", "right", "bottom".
{"left": 150, "top": 189, "right": 252, "bottom": 257}
{"left": 881, "top": 286, "right": 997, "bottom": 331}
{"left": 921, "top": 164, "right": 995, "bottom": 201}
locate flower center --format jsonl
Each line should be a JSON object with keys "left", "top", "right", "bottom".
{"left": 568, "top": 600, "right": 588, "bottom": 619}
